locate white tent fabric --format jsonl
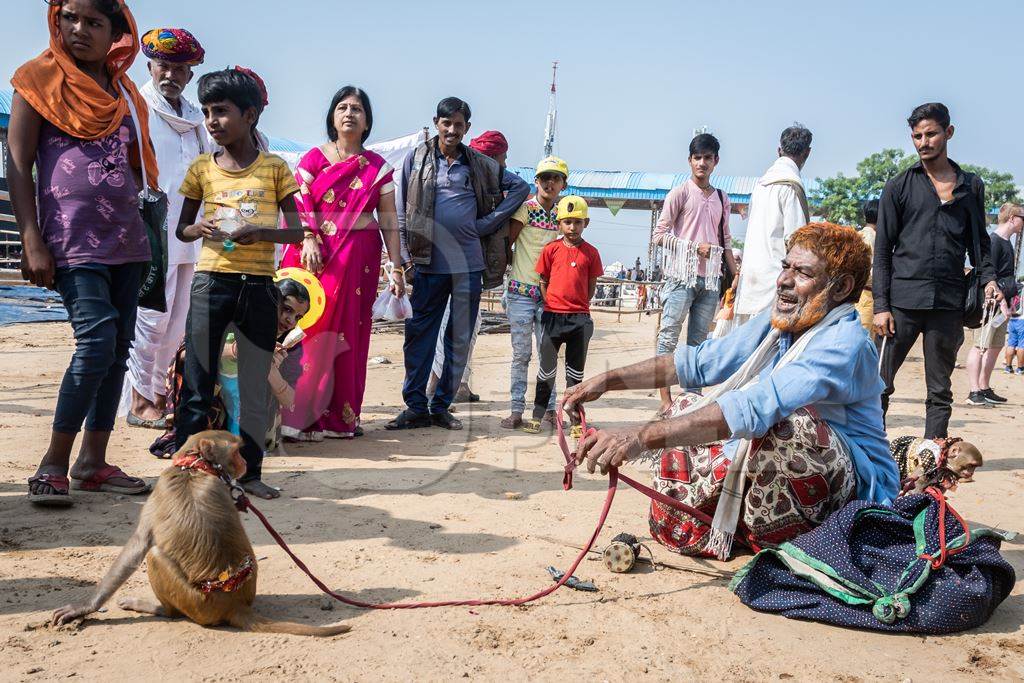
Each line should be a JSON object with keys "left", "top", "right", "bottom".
{"left": 264, "top": 128, "right": 428, "bottom": 172}
{"left": 367, "top": 128, "right": 429, "bottom": 169}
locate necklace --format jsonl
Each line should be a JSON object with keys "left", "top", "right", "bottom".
{"left": 333, "top": 140, "right": 362, "bottom": 163}
{"left": 565, "top": 240, "right": 580, "bottom": 268}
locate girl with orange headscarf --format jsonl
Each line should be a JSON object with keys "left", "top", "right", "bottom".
{"left": 9, "top": 0, "right": 157, "bottom": 505}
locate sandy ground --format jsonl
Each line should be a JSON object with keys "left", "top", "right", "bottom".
{"left": 1, "top": 312, "right": 1023, "bottom": 682}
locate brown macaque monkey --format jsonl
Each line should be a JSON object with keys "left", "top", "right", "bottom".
{"left": 910, "top": 440, "right": 983, "bottom": 494}
{"left": 892, "top": 436, "right": 984, "bottom": 495}
{"left": 52, "top": 431, "right": 350, "bottom": 637}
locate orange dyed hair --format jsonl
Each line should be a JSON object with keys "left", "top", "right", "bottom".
{"left": 787, "top": 222, "right": 871, "bottom": 304}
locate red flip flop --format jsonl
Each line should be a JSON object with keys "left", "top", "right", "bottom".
{"left": 28, "top": 473, "right": 73, "bottom": 507}
{"left": 71, "top": 465, "right": 150, "bottom": 495}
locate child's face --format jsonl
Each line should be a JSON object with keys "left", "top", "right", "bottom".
{"left": 58, "top": 0, "right": 119, "bottom": 64}
{"left": 559, "top": 217, "right": 588, "bottom": 244}
{"left": 536, "top": 173, "right": 566, "bottom": 203}
{"left": 278, "top": 296, "right": 310, "bottom": 335}
{"left": 203, "top": 99, "right": 257, "bottom": 148}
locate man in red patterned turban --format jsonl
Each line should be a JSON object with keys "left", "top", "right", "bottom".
{"left": 124, "top": 28, "right": 210, "bottom": 429}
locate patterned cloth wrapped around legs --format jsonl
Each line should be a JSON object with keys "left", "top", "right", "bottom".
{"left": 646, "top": 392, "right": 855, "bottom": 557}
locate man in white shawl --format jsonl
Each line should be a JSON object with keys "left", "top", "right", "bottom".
{"left": 730, "top": 125, "right": 812, "bottom": 327}
{"left": 563, "top": 223, "right": 899, "bottom": 560}
{"left": 122, "top": 28, "right": 209, "bottom": 428}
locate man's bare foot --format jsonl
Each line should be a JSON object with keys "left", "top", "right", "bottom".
{"left": 542, "top": 410, "right": 556, "bottom": 426}
{"left": 131, "top": 389, "right": 164, "bottom": 422}
{"left": 657, "top": 401, "right": 673, "bottom": 418}
{"left": 241, "top": 479, "right": 280, "bottom": 499}
{"left": 500, "top": 412, "right": 523, "bottom": 429}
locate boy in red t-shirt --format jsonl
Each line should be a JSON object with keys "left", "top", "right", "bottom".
{"left": 523, "top": 196, "right": 603, "bottom": 434}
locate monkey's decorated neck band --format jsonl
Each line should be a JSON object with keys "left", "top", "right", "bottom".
{"left": 933, "top": 437, "right": 963, "bottom": 467}
{"left": 172, "top": 451, "right": 223, "bottom": 478}
{"left": 195, "top": 556, "right": 255, "bottom": 594}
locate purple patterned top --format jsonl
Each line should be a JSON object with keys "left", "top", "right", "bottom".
{"left": 35, "top": 116, "right": 150, "bottom": 267}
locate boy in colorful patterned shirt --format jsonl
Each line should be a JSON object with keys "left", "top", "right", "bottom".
{"left": 501, "top": 156, "right": 569, "bottom": 429}
{"left": 175, "top": 68, "right": 303, "bottom": 499}
{"left": 523, "top": 196, "right": 603, "bottom": 434}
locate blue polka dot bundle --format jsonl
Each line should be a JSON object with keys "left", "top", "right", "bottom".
{"left": 729, "top": 491, "right": 1015, "bottom": 633}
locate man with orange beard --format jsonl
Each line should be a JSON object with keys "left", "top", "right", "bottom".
{"left": 562, "top": 223, "right": 899, "bottom": 560}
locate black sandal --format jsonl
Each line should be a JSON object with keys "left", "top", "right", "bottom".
{"left": 430, "top": 410, "right": 463, "bottom": 430}
{"left": 385, "top": 409, "right": 432, "bottom": 430}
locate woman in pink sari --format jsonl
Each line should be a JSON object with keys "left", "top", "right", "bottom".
{"left": 280, "top": 86, "right": 405, "bottom": 441}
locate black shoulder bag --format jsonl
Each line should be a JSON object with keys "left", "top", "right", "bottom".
{"left": 963, "top": 177, "right": 986, "bottom": 330}
{"left": 121, "top": 85, "right": 169, "bottom": 312}
{"left": 716, "top": 188, "right": 734, "bottom": 296}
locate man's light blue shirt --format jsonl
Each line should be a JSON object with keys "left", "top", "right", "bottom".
{"left": 673, "top": 308, "right": 899, "bottom": 503}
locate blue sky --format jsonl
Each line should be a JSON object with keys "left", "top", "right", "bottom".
{"left": 4, "top": 0, "right": 1021, "bottom": 264}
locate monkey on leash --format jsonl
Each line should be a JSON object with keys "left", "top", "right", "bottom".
{"left": 52, "top": 430, "right": 350, "bottom": 637}
{"left": 890, "top": 436, "right": 983, "bottom": 495}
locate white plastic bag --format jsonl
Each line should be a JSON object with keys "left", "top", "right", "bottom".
{"left": 372, "top": 289, "right": 412, "bottom": 322}
{"left": 371, "top": 263, "right": 412, "bottom": 322}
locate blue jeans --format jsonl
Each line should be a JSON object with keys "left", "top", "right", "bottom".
{"left": 176, "top": 272, "right": 279, "bottom": 481}
{"left": 53, "top": 262, "right": 145, "bottom": 434}
{"left": 505, "top": 291, "right": 556, "bottom": 414}
{"left": 403, "top": 271, "right": 482, "bottom": 414}
{"left": 655, "top": 277, "right": 718, "bottom": 356}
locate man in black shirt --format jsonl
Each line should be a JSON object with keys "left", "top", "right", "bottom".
{"left": 966, "top": 203, "right": 1023, "bottom": 404}
{"left": 873, "top": 102, "right": 1000, "bottom": 439}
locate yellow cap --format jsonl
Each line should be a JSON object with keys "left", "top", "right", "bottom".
{"left": 557, "top": 195, "right": 588, "bottom": 220}
{"left": 535, "top": 155, "right": 569, "bottom": 178}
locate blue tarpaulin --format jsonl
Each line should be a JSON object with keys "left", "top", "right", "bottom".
{"left": 0, "top": 285, "right": 67, "bottom": 325}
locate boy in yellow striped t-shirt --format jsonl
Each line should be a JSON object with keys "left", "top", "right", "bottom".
{"left": 175, "top": 68, "right": 303, "bottom": 500}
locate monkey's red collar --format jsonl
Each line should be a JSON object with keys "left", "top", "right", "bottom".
{"left": 195, "top": 556, "right": 255, "bottom": 594}
{"left": 172, "top": 450, "right": 222, "bottom": 478}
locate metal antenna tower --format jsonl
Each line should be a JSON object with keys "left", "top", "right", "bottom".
{"left": 543, "top": 61, "right": 558, "bottom": 157}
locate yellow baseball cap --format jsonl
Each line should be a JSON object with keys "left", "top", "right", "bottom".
{"left": 557, "top": 195, "right": 588, "bottom": 220}
{"left": 535, "top": 155, "right": 569, "bottom": 178}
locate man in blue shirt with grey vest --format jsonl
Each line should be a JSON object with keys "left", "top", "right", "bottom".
{"left": 390, "top": 97, "right": 528, "bottom": 430}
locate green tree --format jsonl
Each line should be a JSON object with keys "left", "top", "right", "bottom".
{"left": 961, "top": 165, "right": 1021, "bottom": 210}
{"left": 813, "top": 149, "right": 1020, "bottom": 224}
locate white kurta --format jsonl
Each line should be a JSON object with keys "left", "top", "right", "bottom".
{"left": 733, "top": 156, "right": 809, "bottom": 317}
{"left": 120, "top": 81, "right": 209, "bottom": 411}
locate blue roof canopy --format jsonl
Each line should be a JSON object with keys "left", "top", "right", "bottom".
{"left": 507, "top": 166, "right": 820, "bottom": 211}
{"left": 0, "top": 89, "right": 12, "bottom": 129}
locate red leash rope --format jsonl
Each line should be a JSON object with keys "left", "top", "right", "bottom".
{"left": 918, "top": 486, "right": 970, "bottom": 570}
{"left": 235, "top": 404, "right": 712, "bottom": 609}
